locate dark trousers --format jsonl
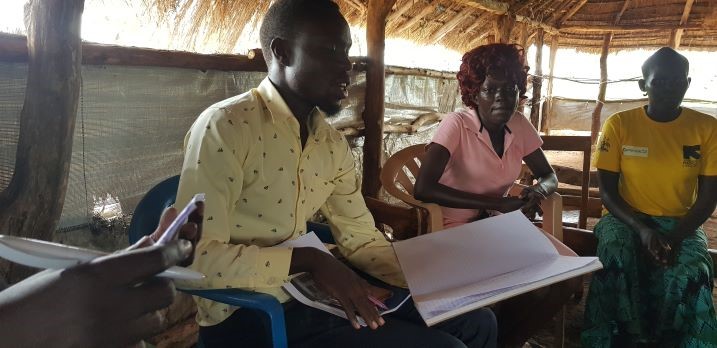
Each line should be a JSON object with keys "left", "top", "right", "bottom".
{"left": 199, "top": 298, "right": 497, "bottom": 348}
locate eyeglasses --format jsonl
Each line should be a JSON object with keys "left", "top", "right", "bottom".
{"left": 479, "top": 85, "right": 519, "bottom": 97}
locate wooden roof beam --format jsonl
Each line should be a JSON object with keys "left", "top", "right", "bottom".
{"left": 387, "top": 0, "right": 417, "bottom": 25}
{"left": 429, "top": 9, "right": 473, "bottom": 43}
{"left": 466, "top": 23, "right": 493, "bottom": 48}
{"left": 516, "top": 15, "right": 559, "bottom": 34}
{"left": 393, "top": 2, "right": 436, "bottom": 35}
{"left": 556, "top": 0, "right": 587, "bottom": 28}
{"left": 669, "top": 0, "right": 695, "bottom": 48}
{"left": 458, "top": 0, "right": 509, "bottom": 15}
{"left": 561, "top": 23, "right": 701, "bottom": 33}
{"left": 455, "top": 0, "right": 559, "bottom": 34}
{"left": 548, "top": 0, "right": 579, "bottom": 25}
{"left": 461, "top": 12, "right": 494, "bottom": 35}
{"left": 613, "top": 0, "right": 632, "bottom": 25}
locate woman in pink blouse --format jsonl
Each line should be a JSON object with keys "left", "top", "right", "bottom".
{"left": 415, "top": 43, "right": 575, "bottom": 347}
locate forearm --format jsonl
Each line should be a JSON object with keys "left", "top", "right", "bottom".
{"left": 290, "top": 247, "right": 326, "bottom": 274}
{"left": 533, "top": 172, "right": 558, "bottom": 196}
{"left": 598, "top": 170, "right": 649, "bottom": 233}
{"left": 414, "top": 182, "right": 509, "bottom": 211}
{"left": 671, "top": 177, "right": 717, "bottom": 241}
{"left": 601, "top": 190, "right": 650, "bottom": 232}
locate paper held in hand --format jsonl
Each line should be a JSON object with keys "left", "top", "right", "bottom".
{"left": 276, "top": 232, "right": 411, "bottom": 326}
{"left": 393, "top": 210, "right": 602, "bottom": 326}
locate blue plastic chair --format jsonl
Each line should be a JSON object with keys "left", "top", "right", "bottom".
{"left": 128, "top": 175, "right": 334, "bottom": 348}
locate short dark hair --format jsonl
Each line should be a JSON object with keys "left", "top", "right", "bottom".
{"left": 259, "top": 0, "right": 343, "bottom": 66}
{"left": 641, "top": 47, "right": 689, "bottom": 78}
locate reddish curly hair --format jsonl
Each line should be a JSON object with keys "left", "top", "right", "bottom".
{"left": 457, "top": 43, "right": 528, "bottom": 109}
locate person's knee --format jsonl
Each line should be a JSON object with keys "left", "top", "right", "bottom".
{"left": 470, "top": 308, "right": 498, "bottom": 335}
{"left": 423, "top": 332, "right": 467, "bottom": 348}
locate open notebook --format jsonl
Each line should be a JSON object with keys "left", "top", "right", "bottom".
{"left": 393, "top": 210, "right": 602, "bottom": 326}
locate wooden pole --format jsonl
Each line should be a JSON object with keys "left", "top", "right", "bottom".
{"left": 0, "top": 33, "right": 267, "bottom": 72}
{"left": 542, "top": 34, "right": 559, "bottom": 134}
{"left": 496, "top": 14, "right": 517, "bottom": 43}
{"left": 518, "top": 22, "right": 529, "bottom": 49}
{"left": 591, "top": 33, "right": 612, "bottom": 146}
{"left": 669, "top": 0, "right": 695, "bottom": 48}
{"left": 0, "top": 0, "right": 84, "bottom": 283}
{"left": 530, "top": 28, "right": 544, "bottom": 130}
{"left": 362, "top": 0, "right": 396, "bottom": 198}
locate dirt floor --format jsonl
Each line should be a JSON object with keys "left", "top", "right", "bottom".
{"left": 529, "top": 151, "right": 717, "bottom": 347}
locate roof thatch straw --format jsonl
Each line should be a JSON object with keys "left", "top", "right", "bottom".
{"left": 146, "top": 0, "right": 717, "bottom": 54}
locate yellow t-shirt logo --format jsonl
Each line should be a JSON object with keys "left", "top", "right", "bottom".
{"left": 683, "top": 145, "right": 701, "bottom": 168}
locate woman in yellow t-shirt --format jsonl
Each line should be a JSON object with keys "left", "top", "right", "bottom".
{"left": 583, "top": 47, "right": 717, "bottom": 346}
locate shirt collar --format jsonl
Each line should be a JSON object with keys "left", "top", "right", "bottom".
{"left": 463, "top": 108, "right": 513, "bottom": 136}
{"left": 256, "top": 78, "right": 341, "bottom": 143}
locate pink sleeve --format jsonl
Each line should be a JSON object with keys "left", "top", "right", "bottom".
{"left": 517, "top": 114, "right": 543, "bottom": 156}
{"left": 430, "top": 113, "right": 463, "bottom": 155}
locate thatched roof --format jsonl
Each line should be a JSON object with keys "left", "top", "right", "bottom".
{"left": 148, "top": 0, "right": 717, "bottom": 53}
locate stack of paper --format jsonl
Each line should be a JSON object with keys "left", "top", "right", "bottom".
{"left": 393, "top": 211, "right": 602, "bottom": 326}
{"left": 276, "top": 233, "right": 412, "bottom": 326}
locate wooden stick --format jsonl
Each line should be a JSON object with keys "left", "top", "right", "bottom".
{"left": 560, "top": 23, "right": 702, "bottom": 32}
{"left": 385, "top": 65, "right": 456, "bottom": 79}
{"left": 393, "top": 2, "right": 434, "bottom": 35}
{"left": 0, "top": 0, "right": 84, "bottom": 283}
{"left": 670, "top": 0, "right": 695, "bottom": 48}
{"left": 387, "top": 0, "right": 417, "bottom": 27}
{"left": 590, "top": 33, "right": 612, "bottom": 146}
{"left": 0, "top": 33, "right": 268, "bottom": 72}
{"left": 457, "top": 0, "right": 509, "bottom": 14}
{"left": 556, "top": 0, "right": 588, "bottom": 27}
{"left": 542, "top": 34, "right": 559, "bottom": 134}
{"left": 362, "top": 0, "right": 397, "bottom": 198}
{"left": 614, "top": 0, "right": 632, "bottom": 25}
{"left": 497, "top": 14, "right": 517, "bottom": 43}
{"left": 530, "top": 28, "right": 544, "bottom": 130}
{"left": 429, "top": 9, "right": 473, "bottom": 44}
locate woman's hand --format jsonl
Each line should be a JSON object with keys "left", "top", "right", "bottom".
{"left": 637, "top": 227, "right": 672, "bottom": 266}
{"left": 519, "top": 186, "right": 545, "bottom": 218}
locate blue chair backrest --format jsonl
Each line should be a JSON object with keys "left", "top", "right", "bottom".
{"left": 128, "top": 175, "right": 335, "bottom": 244}
{"left": 128, "top": 175, "right": 180, "bottom": 244}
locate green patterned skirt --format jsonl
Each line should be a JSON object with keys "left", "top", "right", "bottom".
{"left": 582, "top": 213, "right": 717, "bottom": 347}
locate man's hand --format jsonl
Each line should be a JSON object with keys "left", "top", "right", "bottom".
{"left": 129, "top": 202, "right": 203, "bottom": 266}
{"left": 0, "top": 240, "right": 193, "bottom": 347}
{"left": 291, "top": 248, "right": 385, "bottom": 330}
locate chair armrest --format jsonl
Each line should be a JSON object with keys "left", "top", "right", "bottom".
{"left": 410, "top": 201, "right": 444, "bottom": 234}
{"left": 364, "top": 197, "right": 433, "bottom": 239}
{"left": 180, "top": 288, "right": 287, "bottom": 348}
{"left": 509, "top": 184, "right": 563, "bottom": 241}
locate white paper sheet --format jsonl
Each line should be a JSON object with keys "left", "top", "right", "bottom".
{"left": 274, "top": 232, "right": 332, "bottom": 254}
{"left": 393, "top": 211, "right": 561, "bottom": 297}
{"left": 392, "top": 211, "right": 602, "bottom": 326}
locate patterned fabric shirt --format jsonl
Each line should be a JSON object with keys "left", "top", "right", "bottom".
{"left": 175, "top": 78, "right": 406, "bottom": 326}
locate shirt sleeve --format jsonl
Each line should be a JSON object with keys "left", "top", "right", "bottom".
{"left": 593, "top": 114, "right": 622, "bottom": 173}
{"left": 430, "top": 113, "right": 463, "bottom": 155}
{"left": 176, "top": 107, "right": 293, "bottom": 291}
{"left": 319, "top": 140, "right": 407, "bottom": 288}
{"left": 517, "top": 113, "right": 543, "bottom": 156}
{"left": 700, "top": 122, "right": 717, "bottom": 176}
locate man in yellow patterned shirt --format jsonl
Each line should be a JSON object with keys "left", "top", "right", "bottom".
{"left": 175, "top": 0, "right": 497, "bottom": 347}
